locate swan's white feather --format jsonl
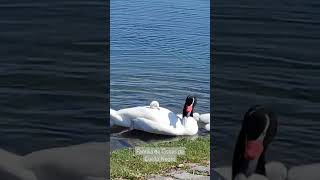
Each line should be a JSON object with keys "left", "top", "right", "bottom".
{"left": 110, "top": 108, "right": 131, "bottom": 128}
{"left": 132, "top": 117, "right": 186, "bottom": 135}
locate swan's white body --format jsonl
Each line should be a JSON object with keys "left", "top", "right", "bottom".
{"left": 110, "top": 101, "right": 198, "bottom": 136}
{"left": 0, "top": 142, "right": 108, "bottom": 180}
{"left": 193, "top": 113, "right": 210, "bottom": 131}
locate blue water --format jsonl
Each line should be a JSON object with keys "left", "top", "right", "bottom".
{"left": 110, "top": 0, "right": 210, "bottom": 149}
{"left": 214, "top": 0, "right": 320, "bottom": 167}
{"left": 0, "top": 0, "right": 107, "bottom": 154}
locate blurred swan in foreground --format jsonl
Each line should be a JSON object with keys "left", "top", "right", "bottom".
{"left": 214, "top": 105, "right": 320, "bottom": 180}
{"left": 110, "top": 95, "right": 199, "bottom": 136}
{"left": 0, "top": 142, "right": 108, "bottom": 180}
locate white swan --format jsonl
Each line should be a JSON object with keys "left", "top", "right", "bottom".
{"left": 193, "top": 113, "right": 210, "bottom": 131}
{"left": 110, "top": 96, "right": 199, "bottom": 136}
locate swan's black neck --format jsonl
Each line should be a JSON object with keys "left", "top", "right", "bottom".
{"left": 232, "top": 105, "right": 277, "bottom": 180}
{"left": 232, "top": 129, "right": 267, "bottom": 179}
{"left": 182, "top": 95, "right": 197, "bottom": 118}
{"left": 183, "top": 105, "right": 193, "bottom": 117}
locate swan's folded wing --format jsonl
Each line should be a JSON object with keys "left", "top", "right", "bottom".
{"left": 132, "top": 117, "right": 184, "bottom": 136}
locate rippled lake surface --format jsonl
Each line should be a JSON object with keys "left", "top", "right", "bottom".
{"left": 110, "top": 0, "right": 210, "bottom": 150}
{"left": 0, "top": 0, "right": 107, "bottom": 154}
{"left": 214, "top": 0, "right": 320, "bottom": 168}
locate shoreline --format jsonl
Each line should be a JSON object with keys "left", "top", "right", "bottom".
{"left": 110, "top": 136, "right": 210, "bottom": 179}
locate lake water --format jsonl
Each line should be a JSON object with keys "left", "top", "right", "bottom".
{"left": 110, "top": 0, "right": 210, "bottom": 150}
{"left": 0, "top": 0, "right": 107, "bottom": 155}
{"left": 214, "top": 0, "right": 320, "bottom": 168}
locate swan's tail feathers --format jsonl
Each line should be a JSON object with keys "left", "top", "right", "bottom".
{"left": 110, "top": 109, "right": 131, "bottom": 128}
{"left": 110, "top": 109, "right": 121, "bottom": 127}
{"left": 110, "top": 109, "right": 121, "bottom": 121}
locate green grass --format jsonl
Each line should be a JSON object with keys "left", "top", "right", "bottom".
{"left": 110, "top": 136, "right": 210, "bottom": 179}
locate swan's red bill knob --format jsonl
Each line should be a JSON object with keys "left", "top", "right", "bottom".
{"left": 244, "top": 140, "right": 264, "bottom": 160}
{"left": 186, "top": 105, "right": 193, "bottom": 113}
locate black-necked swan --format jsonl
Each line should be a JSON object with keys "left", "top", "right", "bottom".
{"left": 215, "top": 105, "right": 320, "bottom": 180}
{"left": 215, "top": 105, "right": 287, "bottom": 180}
{"left": 110, "top": 95, "right": 199, "bottom": 136}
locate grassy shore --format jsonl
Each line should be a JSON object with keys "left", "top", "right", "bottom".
{"left": 110, "top": 136, "right": 210, "bottom": 179}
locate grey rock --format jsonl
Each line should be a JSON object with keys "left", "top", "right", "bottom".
{"left": 190, "top": 165, "right": 210, "bottom": 174}
{"left": 148, "top": 175, "right": 175, "bottom": 180}
{"left": 173, "top": 172, "right": 210, "bottom": 180}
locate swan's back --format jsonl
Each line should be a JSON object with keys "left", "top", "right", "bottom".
{"left": 117, "top": 106, "right": 179, "bottom": 125}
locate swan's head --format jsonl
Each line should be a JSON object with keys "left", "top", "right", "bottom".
{"left": 150, "top": 101, "right": 160, "bottom": 109}
{"left": 183, "top": 95, "right": 197, "bottom": 118}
